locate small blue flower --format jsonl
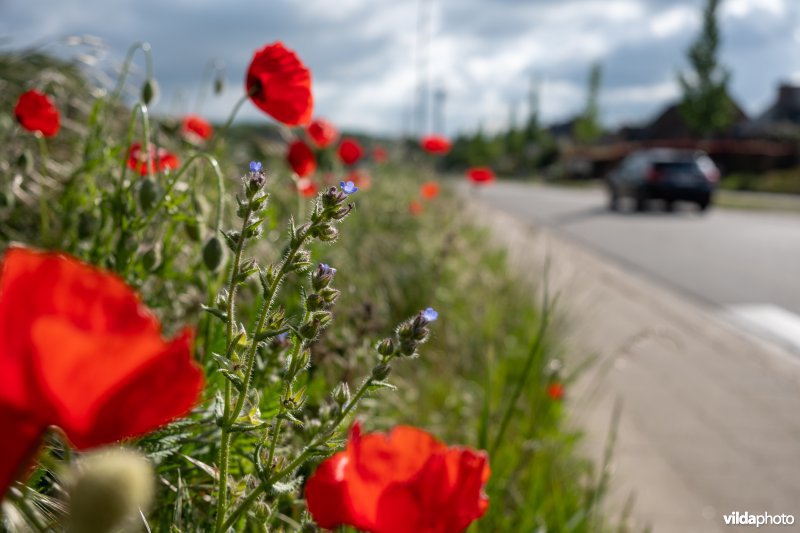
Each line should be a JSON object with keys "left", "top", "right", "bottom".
{"left": 277, "top": 331, "right": 289, "bottom": 342}
{"left": 340, "top": 180, "right": 358, "bottom": 195}
{"left": 320, "top": 263, "right": 337, "bottom": 275}
{"left": 250, "top": 161, "right": 263, "bottom": 173}
{"left": 422, "top": 307, "right": 438, "bottom": 322}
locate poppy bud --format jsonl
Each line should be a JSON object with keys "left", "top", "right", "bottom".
{"left": 141, "top": 247, "right": 160, "bottom": 272}
{"left": 138, "top": 178, "right": 158, "bottom": 211}
{"left": 202, "top": 236, "right": 225, "bottom": 271}
{"left": 16, "top": 149, "right": 33, "bottom": 174}
{"left": 77, "top": 211, "right": 98, "bottom": 240}
{"left": 377, "top": 338, "right": 395, "bottom": 356}
{"left": 371, "top": 363, "right": 392, "bottom": 381}
{"left": 214, "top": 75, "right": 225, "bottom": 95}
{"left": 141, "top": 78, "right": 159, "bottom": 106}
{"left": 332, "top": 382, "right": 350, "bottom": 406}
{"left": 184, "top": 219, "right": 201, "bottom": 242}
{"left": 67, "top": 448, "right": 154, "bottom": 533}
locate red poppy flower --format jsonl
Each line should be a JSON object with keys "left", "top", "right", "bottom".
{"left": 307, "top": 118, "right": 338, "bottom": 148}
{"left": 466, "top": 167, "right": 495, "bottom": 185}
{"left": 420, "top": 135, "right": 451, "bottom": 155}
{"left": 547, "top": 383, "right": 564, "bottom": 401}
{"left": 420, "top": 181, "right": 440, "bottom": 200}
{"left": 372, "top": 146, "right": 388, "bottom": 164}
{"left": 14, "top": 90, "right": 60, "bottom": 137}
{"left": 181, "top": 115, "right": 213, "bottom": 142}
{"left": 0, "top": 247, "right": 203, "bottom": 496}
{"left": 409, "top": 200, "right": 423, "bottom": 216}
{"left": 297, "top": 177, "right": 319, "bottom": 197}
{"left": 306, "top": 423, "right": 490, "bottom": 533}
{"left": 127, "top": 143, "right": 180, "bottom": 176}
{"left": 246, "top": 42, "right": 313, "bottom": 126}
{"left": 287, "top": 140, "right": 317, "bottom": 177}
{"left": 337, "top": 138, "right": 364, "bottom": 166}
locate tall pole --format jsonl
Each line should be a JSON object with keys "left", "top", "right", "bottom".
{"left": 414, "top": 0, "right": 433, "bottom": 137}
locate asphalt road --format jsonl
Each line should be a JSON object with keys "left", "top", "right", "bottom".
{"left": 467, "top": 187, "right": 800, "bottom": 532}
{"left": 467, "top": 181, "right": 800, "bottom": 352}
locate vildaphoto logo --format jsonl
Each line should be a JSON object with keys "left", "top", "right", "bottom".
{"left": 723, "top": 511, "right": 795, "bottom": 527}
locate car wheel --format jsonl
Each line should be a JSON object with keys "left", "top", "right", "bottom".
{"left": 608, "top": 191, "right": 619, "bottom": 211}
{"left": 664, "top": 200, "right": 675, "bottom": 212}
{"left": 698, "top": 200, "right": 710, "bottom": 212}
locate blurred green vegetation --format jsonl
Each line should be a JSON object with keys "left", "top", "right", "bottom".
{"left": 720, "top": 169, "right": 800, "bottom": 195}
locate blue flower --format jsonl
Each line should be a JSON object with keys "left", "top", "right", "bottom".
{"left": 340, "top": 180, "right": 358, "bottom": 195}
{"left": 320, "top": 263, "right": 337, "bottom": 275}
{"left": 277, "top": 331, "right": 289, "bottom": 342}
{"left": 250, "top": 161, "right": 263, "bottom": 173}
{"left": 421, "top": 307, "right": 438, "bottom": 322}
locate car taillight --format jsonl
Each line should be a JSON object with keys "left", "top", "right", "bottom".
{"left": 647, "top": 167, "right": 663, "bottom": 182}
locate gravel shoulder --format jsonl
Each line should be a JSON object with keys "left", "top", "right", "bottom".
{"left": 468, "top": 199, "right": 800, "bottom": 533}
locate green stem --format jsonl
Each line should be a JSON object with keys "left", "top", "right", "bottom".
{"left": 214, "top": 90, "right": 252, "bottom": 146}
{"left": 489, "top": 292, "right": 551, "bottom": 456}
{"left": 35, "top": 134, "right": 50, "bottom": 245}
{"left": 220, "top": 371, "right": 378, "bottom": 530}
{"left": 110, "top": 42, "right": 154, "bottom": 107}
{"left": 213, "top": 202, "right": 254, "bottom": 533}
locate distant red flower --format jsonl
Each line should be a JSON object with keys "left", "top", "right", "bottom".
{"left": 0, "top": 247, "right": 203, "bottom": 497}
{"left": 307, "top": 118, "right": 338, "bottom": 148}
{"left": 420, "top": 181, "right": 440, "bottom": 200}
{"left": 409, "top": 200, "right": 423, "bottom": 216}
{"left": 421, "top": 135, "right": 451, "bottom": 155}
{"left": 297, "top": 177, "right": 319, "bottom": 197}
{"left": 547, "top": 383, "right": 564, "bottom": 401}
{"left": 337, "top": 138, "right": 364, "bottom": 166}
{"left": 466, "top": 167, "right": 495, "bottom": 185}
{"left": 372, "top": 146, "right": 388, "bottom": 163}
{"left": 347, "top": 169, "right": 372, "bottom": 191}
{"left": 181, "top": 115, "right": 213, "bottom": 142}
{"left": 14, "top": 90, "right": 60, "bottom": 137}
{"left": 127, "top": 143, "right": 180, "bottom": 176}
{"left": 246, "top": 42, "right": 313, "bottom": 126}
{"left": 306, "top": 422, "right": 490, "bottom": 533}
{"left": 287, "top": 140, "right": 317, "bottom": 177}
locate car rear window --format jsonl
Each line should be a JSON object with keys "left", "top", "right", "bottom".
{"left": 653, "top": 162, "right": 699, "bottom": 172}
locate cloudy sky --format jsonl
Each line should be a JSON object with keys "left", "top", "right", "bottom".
{"left": 2, "top": 0, "right": 799, "bottom": 136}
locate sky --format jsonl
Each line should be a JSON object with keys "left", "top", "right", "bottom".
{"left": 2, "top": 0, "right": 799, "bottom": 137}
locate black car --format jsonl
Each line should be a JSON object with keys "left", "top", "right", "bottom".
{"left": 606, "top": 149, "right": 719, "bottom": 212}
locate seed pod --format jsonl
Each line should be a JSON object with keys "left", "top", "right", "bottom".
{"left": 371, "top": 363, "right": 392, "bottom": 381}
{"left": 377, "top": 338, "right": 395, "bottom": 356}
{"left": 202, "top": 236, "right": 224, "bottom": 271}
{"left": 184, "top": 219, "right": 201, "bottom": 242}
{"left": 139, "top": 178, "right": 158, "bottom": 211}
{"left": 77, "top": 211, "right": 98, "bottom": 240}
{"left": 141, "top": 78, "right": 160, "bottom": 106}
{"left": 141, "top": 247, "right": 160, "bottom": 272}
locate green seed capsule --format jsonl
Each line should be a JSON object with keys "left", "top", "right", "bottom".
{"left": 202, "top": 236, "right": 224, "bottom": 271}
{"left": 141, "top": 78, "right": 159, "bottom": 106}
{"left": 139, "top": 179, "right": 158, "bottom": 211}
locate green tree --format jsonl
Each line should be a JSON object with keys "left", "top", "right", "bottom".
{"left": 678, "top": 0, "right": 734, "bottom": 136}
{"left": 573, "top": 62, "right": 603, "bottom": 144}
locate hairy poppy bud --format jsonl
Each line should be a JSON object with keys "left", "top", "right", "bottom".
{"left": 138, "top": 178, "right": 158, "bottom": 212}
{"left": 377, "top": 338, "right": 395, "bottom": 356}
{"left": 67, "top": 448, "right": 154, "bottom": 533}
{"left": 214, "top": 75, "right": 225, "bottom": 95}
{"left": 141, "top": 78, "right": 159, "bottom": 106}
{"left": 202, "top": 236, "right": 224, "bottom": 271}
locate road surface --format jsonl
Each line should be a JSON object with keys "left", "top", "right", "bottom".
{"left": 468, "top": 181, "right": 800, "bottom": 353}
{"left": 464, "top": 182, "right": 800, "bottom": 532}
